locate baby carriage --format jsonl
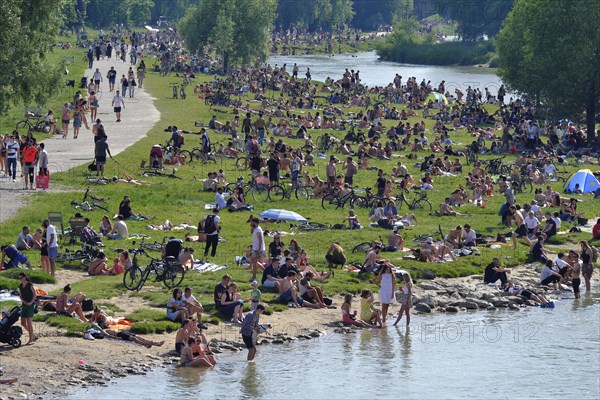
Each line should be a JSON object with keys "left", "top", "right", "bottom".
{"left": 0, "top": 306, "right": 23, "bottom": 348}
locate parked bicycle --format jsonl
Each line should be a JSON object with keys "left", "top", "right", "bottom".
{"left": 352, "top": 235, "right": 385, "bottom": 254}
{"left": 268, "top": 182, "right": 315, "bottom": 201}
{"left": 395, "top": 190, "right": 432, "bottom": 213}
{"left": 124, "top": 255, "right": 185, "bottom": 291}
{"left": 15, "top": 112, "right": 52, "bottom": 134}
{"left": 321, "top": 189, "right": 366, "bottom": 210}
{"left": 70, "top": 199, "right": 110, "bottom": 213}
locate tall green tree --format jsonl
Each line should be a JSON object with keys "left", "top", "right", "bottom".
{"left": 0, "top": 0, "right": 66, "bottom": 116}
{"left": 435, "top": 0, "right": 514, "bottom": 41}
{"left": 352, "top": 0, "right": 410, "bottom": 31}
{"left": 180, "top": 0, "right": 277, "bottom": 72}
{"left": 497, "top": 0, "right": 599, "bottom": 143}
{"left": 275, "top": 0, "right": 354, "bottom": 31}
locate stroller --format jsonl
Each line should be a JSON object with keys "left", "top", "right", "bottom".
{"left": 0, "top": 306, "right": 23, "bottom": 348}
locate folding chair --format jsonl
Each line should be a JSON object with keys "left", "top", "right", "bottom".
{"left": 47, "top": 212, "right": 70, "bottom": 243}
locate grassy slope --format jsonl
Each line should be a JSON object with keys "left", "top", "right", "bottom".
{"left": 1, "top": 42, "right": 597, "bottom": 332}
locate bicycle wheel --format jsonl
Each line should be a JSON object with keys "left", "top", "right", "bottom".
{"left": 352, "top": 196, "right": 369, "bottom": 209}
{"left": 268, "top": 185, "right": 286, "bottom": 201}
{"left": 123, "top": 267, "right": 143, "bottom": 290}
{"left": 163, "top": 264, "right": 185, "bottom": 289}
{"left": 15, "top": 120, "right": 31, "bottom": 132}
{"left": 521, "top": 180, "right": 533, "bottom": 194}
{"left": 321, "top": 194, "right": 339, "bottom": 210}
{"left": 294, "top": 186, "right": 311, "bottom": 200}
{"left": 412, "top": 199, "right": 432, "bottom": 213}
{"left": 352, "top": 242, "right": 372, "bottom": 254}
{"left": 236, "top": 157, "right": 249, "bottom": 170}
{"left": 252, "top": 184, "right": 269, "bottom": 202}
{"left": 180, "top": 150, "right": 193, "bottom": 163}
{"left": 35, "top": 121, "right": 52, "bottom": 134}
{"left": 191, "top": 148, "right": 208, "bottom": 163}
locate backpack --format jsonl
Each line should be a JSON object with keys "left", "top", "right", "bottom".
{"left": 204, "top": 215, "right": 217, "bottom": 233}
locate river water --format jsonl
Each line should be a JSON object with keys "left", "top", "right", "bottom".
{"left": 268, "top": 51, "right": 503, "bottom": 92}
{"left": 72, "top": 287, "right": 599, "bottom": 400}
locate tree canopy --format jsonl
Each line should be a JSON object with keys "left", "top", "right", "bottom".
{"left": 497, "top": 0, "right": 599, "bottom": 142}
{"left": 0, "top": 0, "right": 66, "bottom": 116}
{"left": 179, "top": 0, "right": 277, "bottom": 72}
{"left": 275, "top": 0, "right": 354, "bottom": 31}
{"left": 435, "top": 0, "right": 514, "bottom": 41}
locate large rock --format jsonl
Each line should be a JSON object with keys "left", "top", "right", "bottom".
{"left": 414, "top": 303, "right": 433, "bottom": 313}
{"left": 445, "top": 306, "right": 459, "bottom": 313}
{"left": 418, "top": 282, "right": 444, "bottom": 291}
{"left": 415, "top": 294, "right": 438, "bottom": 308}
{"left": 493, "top": 299, "right": 510, "bottom": 308}
{"left": 505, "top": 296, "right": 524, "bottom": 305}
{"left": 464, "top": 297, "right": 493, "bottom": 309}
{"left": 457, "top": 301, "right": 478, "bottom": 310}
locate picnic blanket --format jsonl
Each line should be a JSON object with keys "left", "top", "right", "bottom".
{"left": 192, "top": 261, "right": 227, "bottom": 273}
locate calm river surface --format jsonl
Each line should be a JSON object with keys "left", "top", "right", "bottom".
{"left": 268, "top": 51, "right": 503, "bottom": 92}
{"left": 72, "top": 286, "right": 599, "bottom": 400}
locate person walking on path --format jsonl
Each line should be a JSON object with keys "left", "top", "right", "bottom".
{"left": 94, "top": 131, "right": 113, "bottom": 177}
{"left": 42, "top": 219, "right": 58, "bottom": 276}
{"left": 21, "top": 141, "right": 38, "bottom": 190}
{"left": 37, "top": 142, "right": 48, "bottom": 177}
{"left": 61, "top": 103, "right": 71, "bottom": 139}
{"left": 107, "top": 66, "right": 117, "bottom": 92}
{"left": 202, "top": 208, "right": 220, "bottom": 259}
{"left": 18, "top": 272, "right": 38, "bottom": 344}
{"left": 112, "top": 90, "right": 125, "bottom": 122}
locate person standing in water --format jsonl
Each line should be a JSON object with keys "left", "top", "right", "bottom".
{"left": 240, "top": 303, "right": 265, "bottom": 362}
{"left": 393, "top": 273, "right": 413, "bottom": 327}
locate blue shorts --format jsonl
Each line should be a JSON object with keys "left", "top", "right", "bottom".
{"left": 10, "top": 253, "right": 28, "bottom": 267}
{"left": 48, "top": 246, "right": 58, "bottom": 259}
{"left": 291, "top": 170, "right": 299, "bottom": 182}
{"left": 108, "top": 78, "right": 116, "bottom": 84}
{"left": 279, "top": 288, "right": 303, "bottom": 305}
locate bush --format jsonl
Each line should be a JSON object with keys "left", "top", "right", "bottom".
{"left": 377, "top": 40, "right": 496, "bottom": 66}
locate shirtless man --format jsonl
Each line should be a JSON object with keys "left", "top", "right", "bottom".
{"left": 387, "top": 228, "right": 404, "bottom": 251}
{"left": 509, "top": 205, "right": 531, "bottom": 248}
{"left": 278, "top": 271, "right": 322, "bottom": 308}
{"left": 439, "top": 198, "right": 464, "bottom": 216}
{"left": 445, "top": 225, "right": 463, "bottom": 249}
{"left": 97, "top": 327, "right": 164, "bottom": 348}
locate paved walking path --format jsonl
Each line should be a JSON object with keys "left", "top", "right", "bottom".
{"left": 0, "top": 50, "right": 160, "bottom": 223}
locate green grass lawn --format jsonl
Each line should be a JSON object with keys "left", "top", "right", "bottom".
{"left": 1, "top": 42, "right": 598, "bottom": 334}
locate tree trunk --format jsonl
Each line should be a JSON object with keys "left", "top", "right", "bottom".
{"left": 222, "top": 52, "right": 229, "bottom": 75}
{"left": 585, "top": 95, "right": 597, "bottom": 144}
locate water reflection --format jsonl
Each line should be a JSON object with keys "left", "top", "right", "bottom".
{"left": 240, "top": 362, "right": 261, "bottom": 399}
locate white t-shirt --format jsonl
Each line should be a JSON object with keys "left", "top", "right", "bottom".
{"left": 182, "top": 293, "right": 197, "bottom": 303}
{"left": 93, "top": 71, "right": 102, "bottom": 81}
{"left": 214, "top": 192, "right": 229, "bottom": 209}
{"left": 113, "top": 95, "right": 125, "bottom": 108}
{"left": 552, "top": 217, "right": 562, "bottom": 231}
{"left": 462, "top": 229, "right": 477, "bottom": 243}
{"left": 46, "top": 225, "right": 58, "bottom": 248}
{"left": 540, "top": 266, "right": 554, "bottom": 282}
{"left": 252, "top": 226, "right": 265, "bottom": 251}
{"left": 544, "top": 164, "right": 556, "bottom": 175}
{"left": 524, "top": 216, "right": 540, "bottom": 229}
{"left": 114, "top": 220, "right": 129, "bottom": 238}
{"left": 553, "top": 258, "right": 569, "bottom": 271}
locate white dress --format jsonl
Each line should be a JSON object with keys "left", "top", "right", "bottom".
{"left": 378, "top": 273, "right": 395, "bottom": 304}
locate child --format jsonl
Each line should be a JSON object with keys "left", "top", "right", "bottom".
{"left": 248, "top": 280, "right": 262, "bottom": 311}
{"left": 109, "top": 258, "right": 124, "bottom": 275}
{"left": 346, "top": 209, "right": 361, "bottom": 230}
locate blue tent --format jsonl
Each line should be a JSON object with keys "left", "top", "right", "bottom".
{"left": 564, "top": 169, "right": 600, "bottom": 194}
